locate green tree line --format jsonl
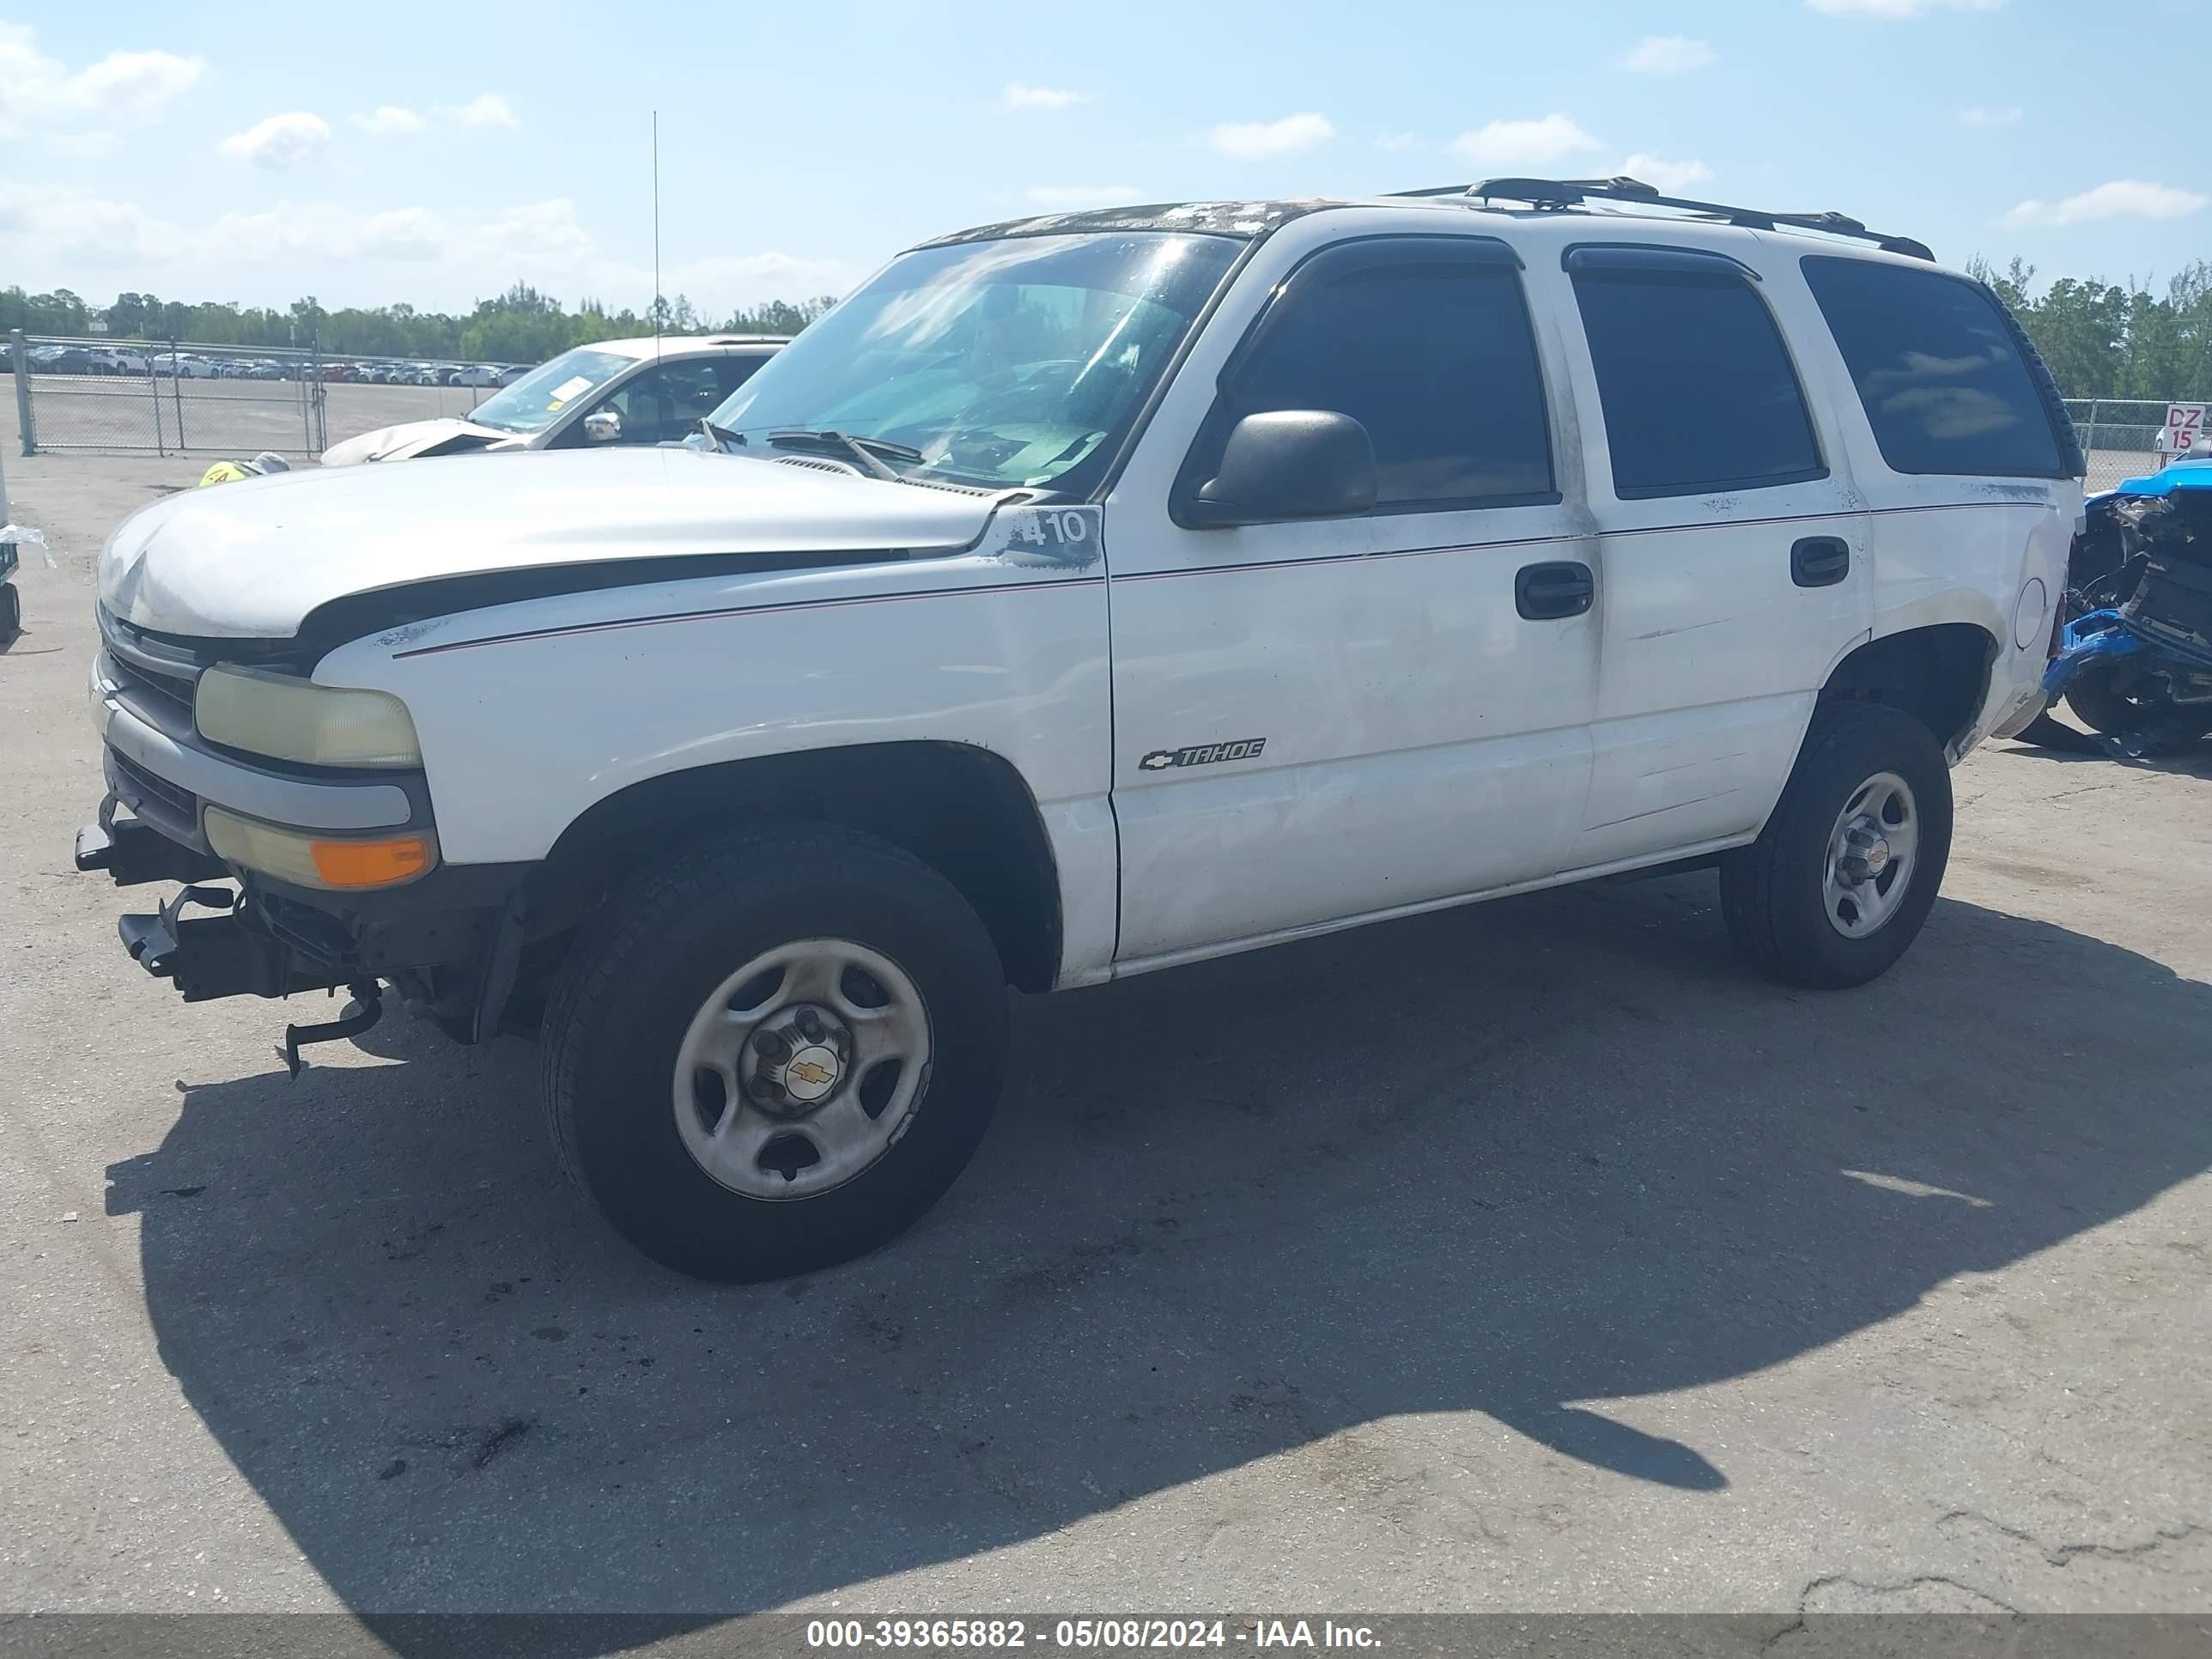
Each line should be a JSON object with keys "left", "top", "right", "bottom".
{"left": 0, "top": 282, "right": 836, "bottom": 362}
{"left": 1966, "top": 258, "right": 2209, "bottom": 401}
{"left": 7, "top": 260, "right": 2210, "bottom": 392}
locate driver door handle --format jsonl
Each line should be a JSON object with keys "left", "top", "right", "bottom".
{"left": 1791, "top": 536, "right": 1851, "bottom": 588}
{"left": 1516, "top": 561, "right": 1595, "bottom": 621}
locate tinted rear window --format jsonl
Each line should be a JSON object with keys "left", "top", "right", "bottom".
{"left": 1571, "top": 263, "right": 1823, "bottom": 499}
{"left": 1801, "top": 257, "right": 2067, "bottom": 478}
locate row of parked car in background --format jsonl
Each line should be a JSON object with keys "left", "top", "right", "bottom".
{"left": 6, "top": 340, "right": 533, "bottom": 387}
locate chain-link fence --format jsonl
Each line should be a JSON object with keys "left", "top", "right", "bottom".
{"left": 2064, "top": 398, "right": 2207, "bottom": 493}
{"left": 8, "top": 333, "right": 515, "bottom": 459}
{"left": 9, "top": 333, "right": 331, "bottom": 456}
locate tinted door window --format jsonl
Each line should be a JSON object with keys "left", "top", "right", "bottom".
{"left": 714, "top": 356, "right": 769, "bottom": 400}
{"left": 586, "top": 362, "right": 729, "bottom": 445}
{"left": 1801, "top": 257, "right": 2069, "bottom": 478}
{"left": 1198, "top": 241, "right": 1555, "bottom": 512}
{"left": 1571, "top": 258, "right": 1823, "bottom": 499}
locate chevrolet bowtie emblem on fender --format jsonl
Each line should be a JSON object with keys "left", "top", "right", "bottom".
{"left": 1139, "top": 738, "right": 1267, "bottom": 772}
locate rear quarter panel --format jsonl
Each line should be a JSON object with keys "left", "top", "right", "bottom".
{"left": 1756, "top": 240, "right": 2079, "bottom": 747}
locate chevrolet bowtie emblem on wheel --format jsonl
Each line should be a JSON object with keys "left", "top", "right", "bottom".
{"left": 787, "top": 1058, "right": 835, "bottom": 1087}
{"left": 1139, "top": 738, "right": 1267, "bottom": 771}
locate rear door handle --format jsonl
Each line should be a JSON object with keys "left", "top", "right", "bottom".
{"left": 1791, "top": 536, "right": 1850, "bottom": 588}
{"left": 1516, "top": 560, "right": 1595, "bottom": 621}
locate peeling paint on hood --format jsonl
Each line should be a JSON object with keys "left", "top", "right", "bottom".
{"left": 98, "top": 446, "right": 1001, "bottom": 639}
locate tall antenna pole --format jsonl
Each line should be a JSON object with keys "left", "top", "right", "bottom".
{"left": 652, "top": 110, "right": 662, "bottom": 363}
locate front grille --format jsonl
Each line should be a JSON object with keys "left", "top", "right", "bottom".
{"left": 106, "top": 648, "right": 198, "bottom": 726}
{"left": 98, "top": 607, "right": 213, "bottom": 730}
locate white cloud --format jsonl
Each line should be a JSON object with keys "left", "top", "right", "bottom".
{"left": 0, "top": 21, "right": 203, "bottom": 136}
{"left": 216, "top": 111, "right": 331, "bottom": 170}
{"left": 449, "top": 92, "right": 519, "bottom": 129}
{"left": 2002, "top": 179, "right": 2208, "bottom": 228}
{"left": 1623, "top": 35, "right": 1717, "bottom": 72}
{"left": 1024, "top": 185, "right": 1140, "bottom": 209}
{"left": 1808, "top": 0, "right": 2002, "bottom": 15}
{"left": 0, "top": 182, "right": 167, "bottom": 263}
{"left": 352, "top": 105, "right": 424, "bottom": 136}
{"left": 1617, "top": 153, "right": 1713, "bottom": 195}
{"left": 1001, "top": 82, "right": 1086, "bottom": 112}
{"left": 46, "top": 130, "right": 123, "bottom": 157}
{"left": 0, "top": 181, "right": 853, "bottom": 313}
{"left": 1208, "top": 112, "right": 1334, "bottom": 160}
{"left": 1449, "top": 113, "right": 1601, "bottom": 171}
{"left": 1958, "top": 105, "right": 2021, "bottom": 126}
{"left": 1374, "top": 131, "right": 1424, "bottom": 153}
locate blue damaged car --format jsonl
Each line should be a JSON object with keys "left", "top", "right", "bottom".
{"left": 2036, "top": 459, "right": 2212, "bottom": 755}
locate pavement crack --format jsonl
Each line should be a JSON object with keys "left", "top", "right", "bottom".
{"left": 1938, "top": 1509, "right": 2210, "bottom": 1569}
{"left": 1762, "top": 1569, "right": 2021, "bottom": 1647}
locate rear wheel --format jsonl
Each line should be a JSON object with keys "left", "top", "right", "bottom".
{"left": 541, "top": 824, "right": 1009, "bottom": 1281}
{"left": 1720, "top": 702, "right": 1954, "bottom": 989}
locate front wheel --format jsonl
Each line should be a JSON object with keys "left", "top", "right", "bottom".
{"left": 1720, "top": 702, "right": 1954, "bottom": 989}
{"left": 540, "top": 825, "right": 1009, "bottom": 1281}
{"left": 2063, "top": 664, "right": 2211, "bottom": 756}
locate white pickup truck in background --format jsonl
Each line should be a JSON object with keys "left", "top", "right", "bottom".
{"left": 80, "top": 179, "right": 2080, "bottom": 1281}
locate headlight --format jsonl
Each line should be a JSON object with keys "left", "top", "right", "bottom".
{"left": 204, "top": 806, "right": 437, "bottom": 890}
{"left": 194, "top": 665, "right": 422, "bottom": 768}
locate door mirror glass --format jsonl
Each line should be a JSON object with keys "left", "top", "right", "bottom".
{"left": 581, "top": 410, "right": 623, "bottom": 444}
{"left": 1181, "top": 410, "right": 1377, "bottom": 527}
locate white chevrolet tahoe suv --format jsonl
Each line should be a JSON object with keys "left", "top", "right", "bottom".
{"left": 81, "top": 179, "right": 2082, "bottom": 1281}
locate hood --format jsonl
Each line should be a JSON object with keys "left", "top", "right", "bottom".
{"left": 100, "top": 446, "right": 1002, "bottom": 640}
{"left": 319, "top": 416, "right": 520, "bottom": 465}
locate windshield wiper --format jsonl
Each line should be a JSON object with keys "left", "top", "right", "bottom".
{"left": 694, "top": 416, "right": 746, "bottom": 453}
{"left": 766, "top": 428, "right": 924, "bottom": 483}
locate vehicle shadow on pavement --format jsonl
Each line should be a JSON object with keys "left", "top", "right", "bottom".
{"left": 107, "top": 872, "right": 2212, "bottom": 1637}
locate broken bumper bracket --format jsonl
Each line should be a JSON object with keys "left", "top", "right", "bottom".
{"left": 76, "top": 817, "right": 228, "bottom": 888}
{"left": 117, "top": 881, "right": 343, "bottom": 1009}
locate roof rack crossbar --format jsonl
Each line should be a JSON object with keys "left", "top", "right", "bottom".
{"left": 1388, "top": 176, "right": 1933, "bottom": 262}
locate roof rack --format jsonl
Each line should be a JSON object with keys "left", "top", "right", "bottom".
{"left": 1390, "top": 176, "right": 1934, "bottom": 262}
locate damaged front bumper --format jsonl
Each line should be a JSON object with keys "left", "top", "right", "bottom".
{"left": 77, "top": 798, "right": 533, "bottom": 1068}
{"left": 82, "top": 618, "right": 533, "bottom": 1066}
{"left": 2041, "top": 607, "right": 2212, "bottom": 702}
{"left": 81, "top": 804, "right": 538, "bottom": 1072}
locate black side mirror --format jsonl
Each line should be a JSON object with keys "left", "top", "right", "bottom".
{"left": 1179, "top": 410, "right": 1378, "bottom": 527}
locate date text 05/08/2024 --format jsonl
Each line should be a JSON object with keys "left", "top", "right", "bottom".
{"left": 805, "top": 1619, "right": 1381, "bottom": 1650}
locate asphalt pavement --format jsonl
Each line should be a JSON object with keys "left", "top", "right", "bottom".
{"left": 2, "top": 434, "right": 2207, "bottom": 1642}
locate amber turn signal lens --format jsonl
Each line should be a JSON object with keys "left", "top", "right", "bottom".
{"left": 308, "top": 836, "right": 434, "bottom": 889}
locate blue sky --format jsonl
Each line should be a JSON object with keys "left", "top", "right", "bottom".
{"left": 3, "top": 0, "right": 2204, "bottom": 317}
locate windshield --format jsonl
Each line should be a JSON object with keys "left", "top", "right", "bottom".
{"left": 706, "top": 232, "right": 1243, "bottom": 494}
{"left": 468, "top": 347, "right": 633, "bottom": 435}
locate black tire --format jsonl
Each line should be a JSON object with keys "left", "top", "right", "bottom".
{"left": 0, "top": 583, "right": 18, "bottom": 641}
{"left": 1719, "top": 702, "right": 1954, "bottom": 989}
{"left": 541, "top": 824, "right": 1009, "bottom": 1282}
{"left": 2062, "top": 663, "right": 2155, "bottom": 738}
{"left": 2062, "top": 665, "right": 2209, "bottom": 754}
